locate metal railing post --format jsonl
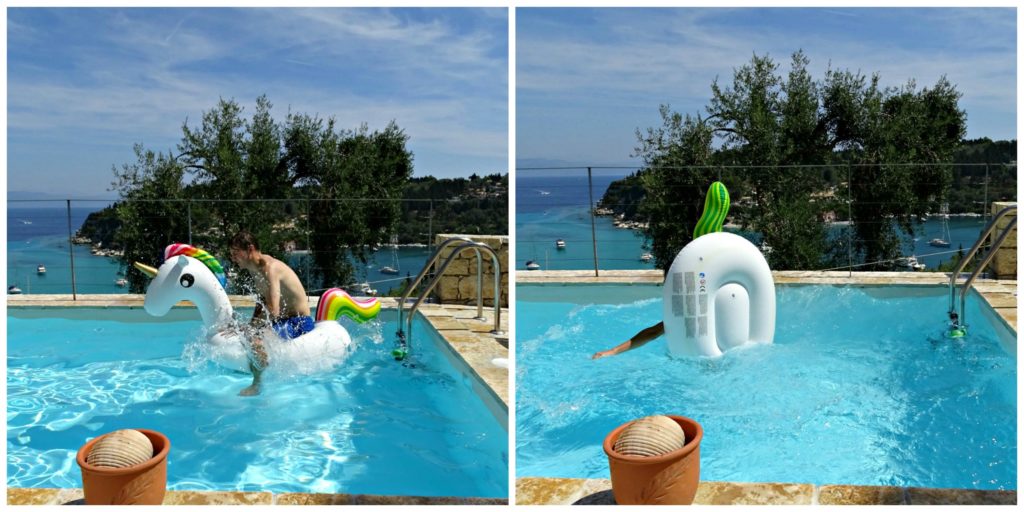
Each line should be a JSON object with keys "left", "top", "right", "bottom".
{"left": 306, "top": 200, "right": 312, "bottom": 288}
{"left": 187, "top": 201, "right": 193, "bottom": 245}
{"left": 983, "top": 162, "right": 990, "bottom": 221}
{"left": 847, "top": 163, "right": 853, "bottom": 277}
{"left": 587, "top": 167, "right": 600, "bottom": 277}
{"left": 66, "top": 199, "right": 78, "bottom": 300}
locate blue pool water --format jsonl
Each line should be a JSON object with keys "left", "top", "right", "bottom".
{"left": 8, "top": 309, "right": 508, "bottom": 497}
{"left": 516, "top": 284, "right": 1016, "bottom": 490}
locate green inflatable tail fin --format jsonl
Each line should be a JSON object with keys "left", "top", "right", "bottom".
{"left": 693, "top": 181, "right": 730, "bottom": 239}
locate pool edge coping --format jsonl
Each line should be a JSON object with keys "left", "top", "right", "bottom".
{"left": 514, "top": 477, "right": 1016, "bottom": 505}
{"left": 6, "top": 487, "right": 509, "bottom": 506}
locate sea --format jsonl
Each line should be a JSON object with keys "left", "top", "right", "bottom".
{"left": 516, "top": 172, "right": 992, "bottom": 272}
{"left": 6, "top": 204, "right": 431, "bottom": 296}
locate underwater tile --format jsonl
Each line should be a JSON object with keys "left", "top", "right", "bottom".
{"left": 817, "top": 485, "right": 906, "bottom": 505}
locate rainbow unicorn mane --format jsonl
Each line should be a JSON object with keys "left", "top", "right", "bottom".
{"left": 316, "top": 288, "right": 381, "bottom": 324}
{"left": 164, "top": 243, "right": 227, "bottom": 289}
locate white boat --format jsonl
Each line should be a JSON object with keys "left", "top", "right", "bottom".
{"left": 640, "top": 253, "right": 653, "bottom": 262}
{"left": 36, "top": 264, "right": 46, "bottom": 274}
{"left": 555, "top": 239, "right": 566, "bottom": 249}
{"left": 930, "top": 203, "right": 952, "bottom": 248}
{"left": 357, "top": 283, "right": 377, "bottom": 296}
{"left": 899, "top": 256, "right": 926, "bottom": 271}
{"left": 525, "top": 260, "right": 541, "bottom": 271}
{"left": 380, "top": 235, "right": 400, "bottom": 275}
{"left": 115, "top": 278, "right": 128, "bottom": 287}
{"left": 8, "top": 285, "right": 22, "bottom": 295}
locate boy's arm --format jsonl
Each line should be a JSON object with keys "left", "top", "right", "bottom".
{"left": 592, "top": 322, "right": 665, "bottom": 359}
{"left": 264, "top": 266, "right": 282, "bottom": 318}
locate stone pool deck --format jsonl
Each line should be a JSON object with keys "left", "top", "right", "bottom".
{"left": 6, "top": 294, "right": 509, "bottom": 506}
{"left": 7, "top": 488, "right": 507, "bottom": 505}
{"left": 516, "top": 478, "right": 1016, "bottom": 505}
{"left": 515, "top": 270, "right": 1017, "bottom": 506}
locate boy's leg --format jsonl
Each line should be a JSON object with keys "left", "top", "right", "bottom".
{"left": 239, "top": 335, "right": 269, "bottom": 396}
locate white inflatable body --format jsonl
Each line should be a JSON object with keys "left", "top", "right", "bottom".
{"left": 142, "top": 255, "right": 352, "bottom": 372}
{"left": 662, "top": 231, "right": 776, "bottom": 357}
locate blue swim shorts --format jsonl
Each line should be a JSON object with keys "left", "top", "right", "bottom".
{"left": 271, "top": 315, "right": 316, "bottom": 340}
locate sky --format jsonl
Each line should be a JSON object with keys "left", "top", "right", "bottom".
{"left": 7, "top": 8, "right": 509, "bottom": 199}
{"left": 517, "top": 7, "right": 1017, "bottom": 170}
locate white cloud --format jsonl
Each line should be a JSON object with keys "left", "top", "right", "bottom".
{"left": 7, "top": 7, "right": 508, "bottom": 193}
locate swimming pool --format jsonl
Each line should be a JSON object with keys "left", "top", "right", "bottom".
{"left": 516, "top": 284, "right": 1016, "bottom": 490}
{"left": 8, "top": 308, "right": 508, "bottom": 498}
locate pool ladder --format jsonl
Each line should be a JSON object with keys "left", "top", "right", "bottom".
{"left": 394, "top": 236, "right": 504, "bottom": 360}
{"left": 947, "top": 205, "right": 1017, "bottom": 335}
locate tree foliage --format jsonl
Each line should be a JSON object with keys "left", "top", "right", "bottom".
{"left": 110, "top": 144, "right": 190, "bottom": 293}
{"left": 631, "top": 51, "right": 966, "bottom": 271}
{"left": 110, "top": 96, "right": 414, "bottom": 292}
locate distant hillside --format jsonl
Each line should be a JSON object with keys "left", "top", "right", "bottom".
{"left": 76, "top": 173, "right": 508, "bottom": 249}
{"left": 599, "top": 139, "right": 1017, "bottom": 220}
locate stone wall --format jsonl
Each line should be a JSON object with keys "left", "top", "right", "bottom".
{"left": 433, "top": 234, "right": 509, "bottom": 307}
{"left": 990, "top": 202, "right": 1017, "bottom": 279}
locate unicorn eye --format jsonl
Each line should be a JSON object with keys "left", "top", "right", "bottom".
{"left": 180, "top": 274, "right": 195, "bottom": 288}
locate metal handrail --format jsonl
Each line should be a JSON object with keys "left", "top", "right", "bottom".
{"left": 948, "top": 205, "right": 1017, "bottom": 332}
{"left": 398, "top": 236, "right": 474, "bottom": 328}
{"left": 396, "top": 238, "right": 503, "bottom": 358}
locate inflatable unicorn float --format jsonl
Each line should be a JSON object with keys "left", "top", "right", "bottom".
{"left": 133, "top": 244, "right": 380, "bottom": 372}
{"left": 662, "top": 182, "right": 776, "bottom": 357}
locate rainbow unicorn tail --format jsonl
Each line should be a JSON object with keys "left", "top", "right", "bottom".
{"left": 693, "top": 181, "right": 730, "bottom": 239}
{"left": 316, "top": 288, "right": 381, "bottom": 323}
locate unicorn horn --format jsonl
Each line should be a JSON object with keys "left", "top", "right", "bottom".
{"left": 134, "top": 262, "right": 159, "bottom": 278}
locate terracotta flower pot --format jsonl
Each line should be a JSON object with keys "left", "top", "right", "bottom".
{"left": 603, "top": 415, "right": 703, "bottom": 505}
{"left": 76, "top": 429, "right": 170, "bottom": 505}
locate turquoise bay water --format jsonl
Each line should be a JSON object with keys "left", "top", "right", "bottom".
{"left": 8, "top": 309, "right": 508, "bottom": 497}
{"left": 7, "top": 206, "right": 430, "bottom": 295}
{"left": 516, "top": 174, "right": 990, "bottom": 271}
{"left": 516, "top": 284, "right": 1016, "bottom": 490}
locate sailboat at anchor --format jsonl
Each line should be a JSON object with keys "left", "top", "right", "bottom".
{"left": 929, "top": 203, "right": 952, "bottom": 248}
{"left": 380, "top": 235, "right": 400, "bottom": 275}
